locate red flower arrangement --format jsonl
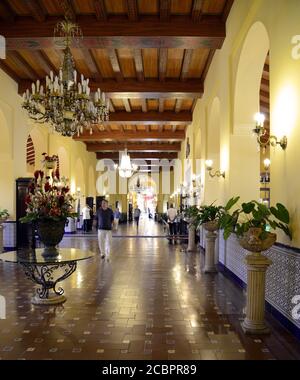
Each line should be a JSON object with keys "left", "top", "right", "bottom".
{"left": 20, "top": 161, "right": 77, "bottom": 223}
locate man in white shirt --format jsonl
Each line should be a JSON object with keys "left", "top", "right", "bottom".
{"left": 82, "top": 204, "right": 91, "bottom": 233}
{"left": 167, "top": 204, "right": 177, "bottom": 243}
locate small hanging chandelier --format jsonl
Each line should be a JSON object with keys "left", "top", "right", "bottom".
{"left": 115, "top": 149, "right": 138, "bottom": 178}
{"left": 22, "top": 17, "right": 109, "bottom": 137}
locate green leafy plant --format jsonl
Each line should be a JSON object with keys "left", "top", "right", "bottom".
{"left": 219, "top": 197, "right": 292, "bottom": 241}
{"left": 184, "top": 203, "right": 223, "bottom": 229}
{"left": 0, "top": 208, "right": 9, "bottom": 219}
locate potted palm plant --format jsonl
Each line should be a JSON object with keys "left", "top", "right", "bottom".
{"left": 185, "top": 204, "right": 224, "bottom": 272}
{"left": 219, "top": 197, "right": 292, "bottom": 334}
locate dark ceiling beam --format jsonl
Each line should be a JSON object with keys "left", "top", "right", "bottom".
{"left": 192, "top": 0, "right": 204, "bottom": 22}
{"left": 30, "top": 50, "right": 55, "bottom": 75}
{"left": 133, "top": 49, "right": 144, "bottom": 81}
{"left": 18, "top": 79, "right": 204, "bottom": 98}
{"left": 24, "top": 0, "right": 45, "bottom": 22}
{"left": 86, "top": 142, "right": 181, "bottom": 152}
{"left": 108, "top": 49, "right": 123, "bottom": 82}
{"left": 81, "top": 48, "right": 103, "bottom": 80}
{"left": 181, "top": 49, "right": 193, "bottom": 81}
{"left": 96, "top": 152, "right": 178, "bottom": 160}
{"left": 74, "top": 130, "right": 185, "bottom": 142}
{"left": 8, "top": 51, "right": 38, "bottom": 81}
{"left": 160, "top": 0, "right": 171, "bottom": 20}
{"left": 0, "top": 1, "right": 14, "bottom": 22}
{"left": 107, "top": 111, "right": 192, "bottom": 124}
{"left": 126, "top": 0, "right": 138, "bottom": 21}
{"left": 3, "top": 16, "right": 226, "bottom": 50}
{"left": 159, "top": 48, "right": 168, "bottom": 82}
{"left": 59, "top": 0, "right": 76, "bottom": 21}
{"left": 94, "top": 0, "right": 107, "bottom": 21}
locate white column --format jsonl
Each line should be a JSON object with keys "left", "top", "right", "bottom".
{"left": 187, "top": 224, "right": 196, "bottom": 252}
{"left": 242, "top": 252, "right": 272, "bottom": 334}
{"left": 204, "top": 230, "right": 218, "bottom": 273}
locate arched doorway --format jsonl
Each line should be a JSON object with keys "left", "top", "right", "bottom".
{"left": 128, "top": 174, "right": 158, "bottom": 220}
{"left": 231, "top": 21, "right": 270, "bottom": 202}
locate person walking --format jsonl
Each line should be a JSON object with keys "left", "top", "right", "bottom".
{"left": 82, "top": 204, "right": 91, "bottom": 233}
{"left": 167, "top": 204, "right": 177, "bottom": 244}
{"left": 113, "top": 207, "right": 121, "bottom": 231}
{"left": 95, "top": 199, "right": 114, "bottom": 260}
{"left": 133, "top": 205, "right": 141, "bottom": 231}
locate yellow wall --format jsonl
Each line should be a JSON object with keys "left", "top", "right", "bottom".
{"left": 180, "top": 0, "right": 300, "bottom": 247}
{"left": 0, "top": 69, "right": 97, "bottom": 219}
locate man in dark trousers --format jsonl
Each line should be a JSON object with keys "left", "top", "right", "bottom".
{"left": 95, "top": 199, "right": 114, "bottom": 260}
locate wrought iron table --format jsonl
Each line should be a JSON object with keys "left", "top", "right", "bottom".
{"left": 0, "top": 248, "right": 94, "bottom": 305}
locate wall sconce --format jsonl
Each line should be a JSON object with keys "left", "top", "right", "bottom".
{"left": 253, "top": 113, "right": 287, "bottom": 150}
{"left": 205, "top": 160, "right": 225, "bottom": 179}
{"left": 263, "top": 158, "right": 271, "bottom": 171}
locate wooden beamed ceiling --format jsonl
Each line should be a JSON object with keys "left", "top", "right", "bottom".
{"left": 0, "top": 0, "right": 234, "bottom": 161}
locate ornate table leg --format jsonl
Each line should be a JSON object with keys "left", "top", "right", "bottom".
{"left": 20, "top": 262, "right": 77, "bottom": 305}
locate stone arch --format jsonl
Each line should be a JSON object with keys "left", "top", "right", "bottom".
{"left": 234, "top": 21, "right": 270, "bottom": 134}
{"left": 230, "top": 21, "right": 270, "bottom": 202}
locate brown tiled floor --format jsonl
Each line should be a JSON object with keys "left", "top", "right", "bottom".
{"left": 0, "top": 217, "right": 300, "bottom": 360}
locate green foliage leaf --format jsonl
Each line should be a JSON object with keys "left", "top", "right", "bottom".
{"left": 225, "top": 197, "right": 240, "bottom": 211}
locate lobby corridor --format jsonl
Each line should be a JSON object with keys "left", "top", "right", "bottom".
{"left": 0, "top": 222, "right": 299, "bottom": 360}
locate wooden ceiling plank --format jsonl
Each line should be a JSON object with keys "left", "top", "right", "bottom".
{"left": 159, "top": 48, "right": 168, "bottom": 82}
{"left": 175, "top": 99, "right": 183, "bottom": 113}
{"left": 96, "top": 152, "right": 178, "bottom": 159}
{"left": 123, "top": 99, "right": 131, "bottom": 112}
{"left": 108, "top": 49, "right": 124, "bottom": 82}
{"left": 181, "top": 49, "right": 193, "bottom": 81}
{"left": 81, "top": 48, "right": 103, "bottom": 80}
{"left": 133, "top": 49, "right": 144, "bottom": 81}
{"left": 159, "top": 98, "right": 164, "bottom": 113}
{"left": 141, "top": 99, "right": 147, "bottom": 113}
{"left": 94, "top": 0, "right": 107, "bottom": 21}
{"left": 126, "top": 0, "right": 138, "bottom": 21}
{"left": 24, "top": 0, "right": 45, "bottom": 22}
{"left": 108, "top": 99, "right": 115, "bottom": 112}
{"left": 59, "top": 0, "right": 76, "bottom": 21}
{"left": 31, "top": 50, "right": 55, "bottom": 75}
{"left": 74, "top": 130, "right": 185, "bottom": 142}
{"left": 19, "top": 79, "right": 204, "bottom": 98}
{"left": 9, "top": 51, "right": 38, "bottom": 81}
{"left": 160, "top": 0, "right": 171, "bottom": 20}
{"left": 192, "top": 0, "right": 204, "bottom": 22}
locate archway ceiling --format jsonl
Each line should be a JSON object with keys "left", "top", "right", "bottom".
{"left": 0, "top": 0, "right": 234, "bottom": 161}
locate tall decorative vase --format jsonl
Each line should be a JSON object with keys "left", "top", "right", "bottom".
{"left": 203, "top": 220, "right": 218, "bottom": 273}
{"left": 36, "top": 219, "right": 66, "bottom": 258}
{"left": 238, "top": 228, "right": 276, "bottom": 334}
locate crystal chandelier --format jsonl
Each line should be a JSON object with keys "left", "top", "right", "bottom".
{"left": 22, "top": 18, "right": 109, "bottom": 137}
{"left": 115, "top": 149, "right": 138, "bottom": 178}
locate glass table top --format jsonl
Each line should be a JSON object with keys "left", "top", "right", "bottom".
{"left": 0, "top": 248, "right": 95, "bottom": 264}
